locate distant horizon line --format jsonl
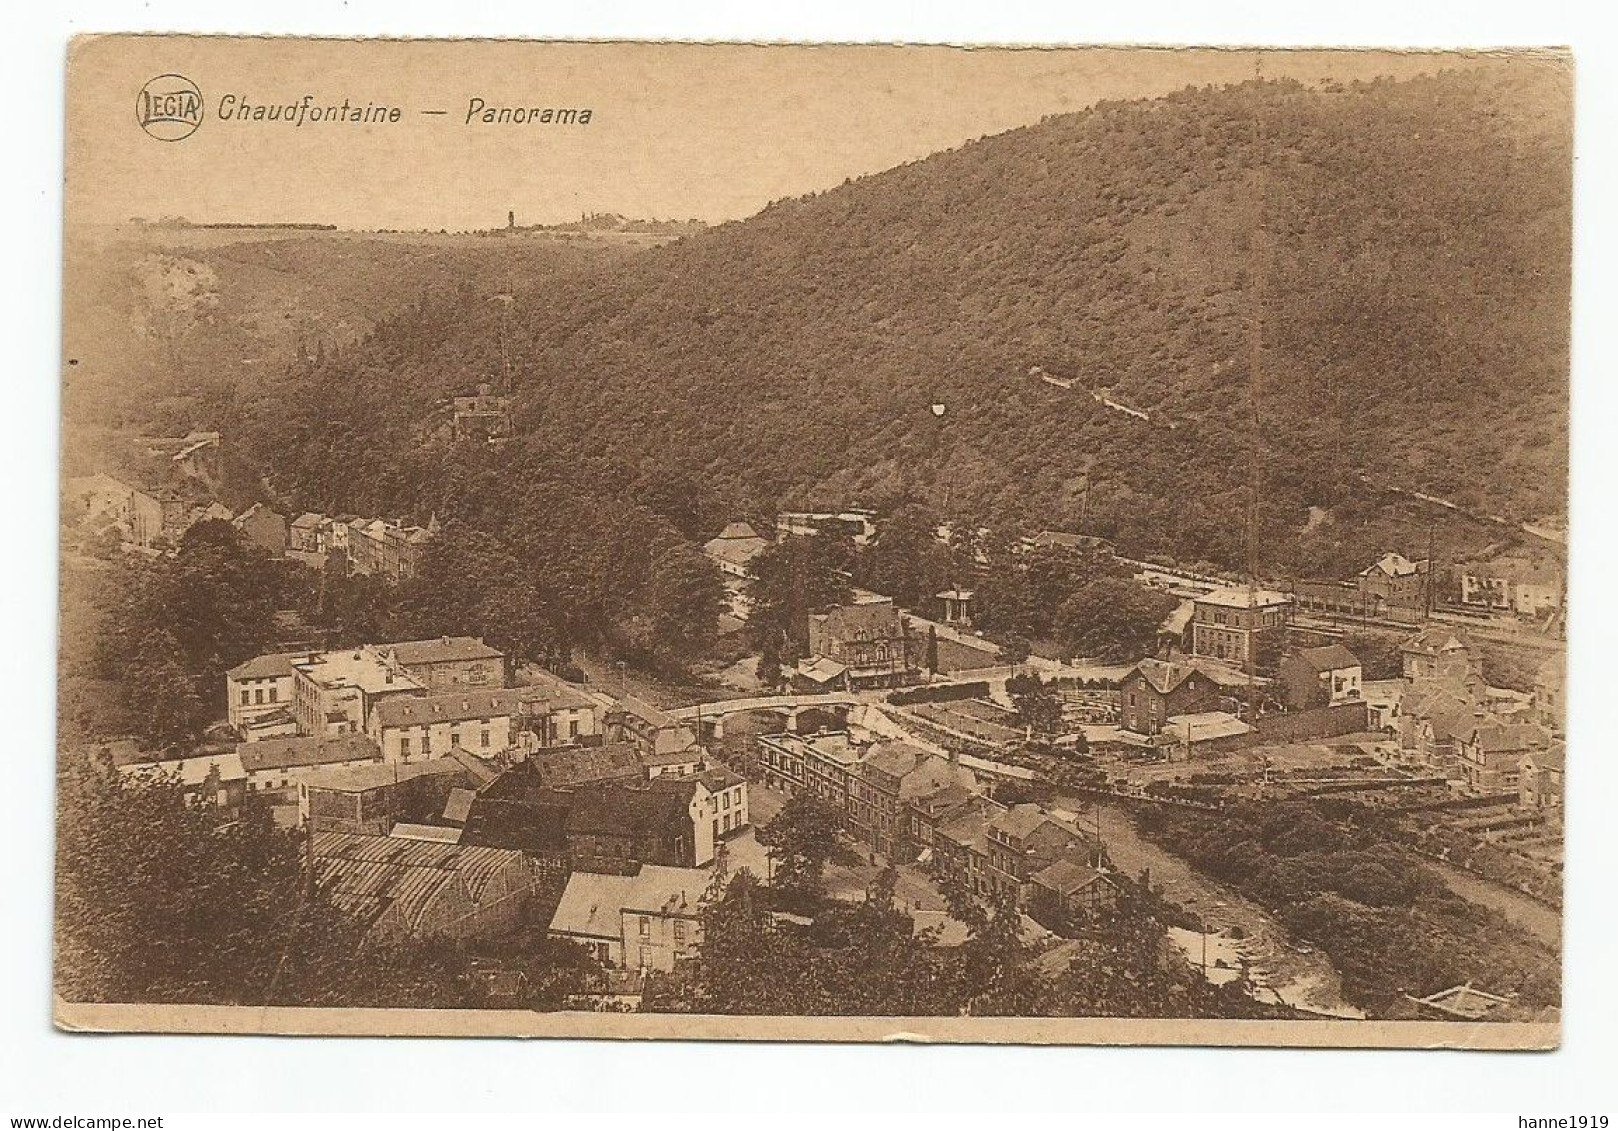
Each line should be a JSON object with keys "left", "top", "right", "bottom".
{"left": 103, "top": 214, "right": 718, "bottom": 233}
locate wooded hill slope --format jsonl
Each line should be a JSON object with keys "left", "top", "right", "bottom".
{"left": 255, "top": 63, "right": 1570, "bottom": 577}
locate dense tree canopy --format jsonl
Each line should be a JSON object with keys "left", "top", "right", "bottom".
{"left": 1137, "top": 800, "right": 1560, "bottom": 1015}
{"left": 55, "top": 758, "right": 599, "bottom": 1008}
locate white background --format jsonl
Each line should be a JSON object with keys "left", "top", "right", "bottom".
{"left": 2, "top": 0, "right": 1614, "bottom": 1117}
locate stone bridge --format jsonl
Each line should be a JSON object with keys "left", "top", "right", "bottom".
{"left": 668, "top": 693, "right": 863, "bottom": 739}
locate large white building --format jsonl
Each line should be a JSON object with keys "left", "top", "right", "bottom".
{"left": 367, "top": 688, "right": 524, "bottom": 764}
{"left": 230, "top": 637, "right": 512, "bottom": 741}
{"left": 289, "top": 648, "right": 424, "bottom": 737}
{"left": 226, "top": 650, "right": 316, "bottom": 735}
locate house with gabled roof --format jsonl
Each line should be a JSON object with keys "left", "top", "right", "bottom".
{"left": 366, "top": 687, "right": 523, "bottom": 764}
{"left": 1518, "top": 741, "right": 1565, "bottom": 809}
{"left": 232, "top": 502, "right": 289, "bottom": 555}
{"left": 529, "top": 742, "right": 645, "bottom": 792}
{"left": 378, "top": 635, "right": 506, "bottom": 689}
{"left": 565, "top": 785, "right": 698, "bottom": 873}
{"left": 1457, "top": 719, "right": 1550, "bottom": 794}
{"left": 702, "top": 521, "right": 769, "bottom": 578}
{"left": 1533, "top": 653, "right": 1565, "bottom": 734}
{"left": 227, "top": 649, "right": 317, "bottom": 734}
{"left": 1401, "top": 627, "right": 1479, "bottom": 682}
{"left": 983, "top": 804, "right": 1099, "bottom": 908}
{"left": 299, "top": 754, "right": 491, "bottom": 835}
{"left": 611, "top": 695, "right": 700, "bottom": 759}
{"left": 805, "top": 598, "right": 919, "bottom": 690}
{"left": 1118, "top": 658, "right": 1224, "bottom": 735}
{"left": 236, "top": 732, "right": 382, "bottom": 799}
{"left": 548, "top": 864, "right": 707, "bottom": 971}
{"left": 1278, "top": 643, "right": 1363, "bottom": 709}
{"left": 1028, "top": 857, "right": 1121, "bottom": 932}
{"left": 1357, "top": 552, "right": 1430, "bottom": 615}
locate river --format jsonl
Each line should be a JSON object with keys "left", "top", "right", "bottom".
{"left": 1056, "top": 796, "right": 1363, "bottom": 1018}
{"left": 1423, "top": 858, "right": 1561, "bottom": 949}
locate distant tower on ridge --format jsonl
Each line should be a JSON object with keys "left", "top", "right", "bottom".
{"left": 507, "top": 210, "right": 515, "bottom": 230}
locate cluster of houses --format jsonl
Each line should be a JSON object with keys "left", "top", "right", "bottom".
{"left": 63, "top": 430, "right": 230, "bottom": 551}
{"left": 758, "top": 729, "right": 1117, "bottom": 932}
{"left": 1106, "top": 571, "right": 1566, "bottom": 809}
{"left": 288, "top": 512, "right": 441, "bottom": 580}
{"left": 61, "top": 430, "right": 439, "bottom": 580}
{"left": 105, "top": 634, "right": 750, "bottom": 975}
{"left": 1291, "top": 547, "right": 1565, "bottom": 627}
{"left": 1388, "top": 628, "right": 1563, "bottom": 808}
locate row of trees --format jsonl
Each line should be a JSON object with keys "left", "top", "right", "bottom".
{"left": 742, "top": 515, "right": 1182, "bottom": 678}
{"left": 647, "top": 857, "right": 1276, "bottom": 1019}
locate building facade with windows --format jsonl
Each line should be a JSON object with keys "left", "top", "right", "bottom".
{"left": 226, "top": 650, "right": 314, "bottom": 735}
{"left": 367, "top": 688, "right": 523, "bottom": 764}
{"left": 1190, "top": 587, "right": 1292, "bottom": 671}
{"left": 548, "top": 865, "right": 708, "bottom": 972}
{"left": 805, "top": 599, "right": 919, "bottom": 690}
{"left": 377, "top": 636, "right": 506, "bottom": 690}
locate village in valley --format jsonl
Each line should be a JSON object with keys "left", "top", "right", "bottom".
{"left": 51, "top": 51, "right": 1572, "bottom": 1030}
{"left": 61, "top": 435, "right": 1566, "bottom": 1021}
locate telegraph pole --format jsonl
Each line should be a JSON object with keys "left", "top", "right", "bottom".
{"left": 1245, "top": 53, "right": 1267, "bottom": 731}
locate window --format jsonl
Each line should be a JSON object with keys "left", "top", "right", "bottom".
{"left": 240, "top": 689, "right": 250, "bottom": 706}
{"left": 268, "top": 687, "right": 278, "bottom": 703}
{"left": 450, "top": 730, "right": 461, "bottom": 748}
{"left": 400, "top": 737, "right": 411, "bottom": 757}
{"left": 480, "top": 729, "right": 490, "bottom": 748}
{"left": 673, "top": 921, "right": 687, "bottom": 944}
{"left": 639, "top": 916, "right": 651, "bottom": 938}
{"left": 568, "top": 719, "right": 579, "bottom": 739}
{"left": 254, "top": 688, "right": 265, "bottom": 705}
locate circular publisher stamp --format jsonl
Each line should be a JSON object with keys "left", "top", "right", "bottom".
{"left": 136, "top": 74, "right": 204, "bottom": 141}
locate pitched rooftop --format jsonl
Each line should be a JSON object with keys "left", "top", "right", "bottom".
{"left": 236, "top": 733, "right": 381, "bottom": 774}
{"left": 370, "top": 689, "right": 525, "bottom": 729}
{"left": 381, "top": 636, "right": 504, "bottom": 667}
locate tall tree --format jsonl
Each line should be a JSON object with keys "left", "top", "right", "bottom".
{"left": 634, "top": 542, "right": 726, "bottom": 663}
{"left": 854, "top": 505, "right": 953, "bottom": 608}
{"left": 746, "top": 535, "right": 852, "bottom": 659}
{"left": 1055, "top": 577, "right": 1179, "bottom": 662}
{"left": 756, "top": 793, "right": 844, "bottom": 906}
{"left": 1007, "top": 672, "right": 1065, "bottom": 739}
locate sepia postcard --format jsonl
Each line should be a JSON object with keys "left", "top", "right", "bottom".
{"left": 55, "top": 35, "right": 1570, "bottom": 1047}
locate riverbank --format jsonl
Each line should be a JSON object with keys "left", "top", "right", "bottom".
{"left": 1055, "top": 795, "right": 1361, "bottom": 1017}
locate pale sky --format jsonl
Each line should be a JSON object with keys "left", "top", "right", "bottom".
{"left": 65, "top": 38, "right": 1486, "bottom": 230}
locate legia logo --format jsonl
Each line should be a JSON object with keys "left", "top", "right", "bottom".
{"left": 136, "top": 74, "right": 204, "bottom": 141}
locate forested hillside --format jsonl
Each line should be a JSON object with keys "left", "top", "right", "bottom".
{"left": 250, "top": 63, "right": 1569, "bottom": 576}
{"left": 60, "top": 227, "right": 637, "bottom": 476}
